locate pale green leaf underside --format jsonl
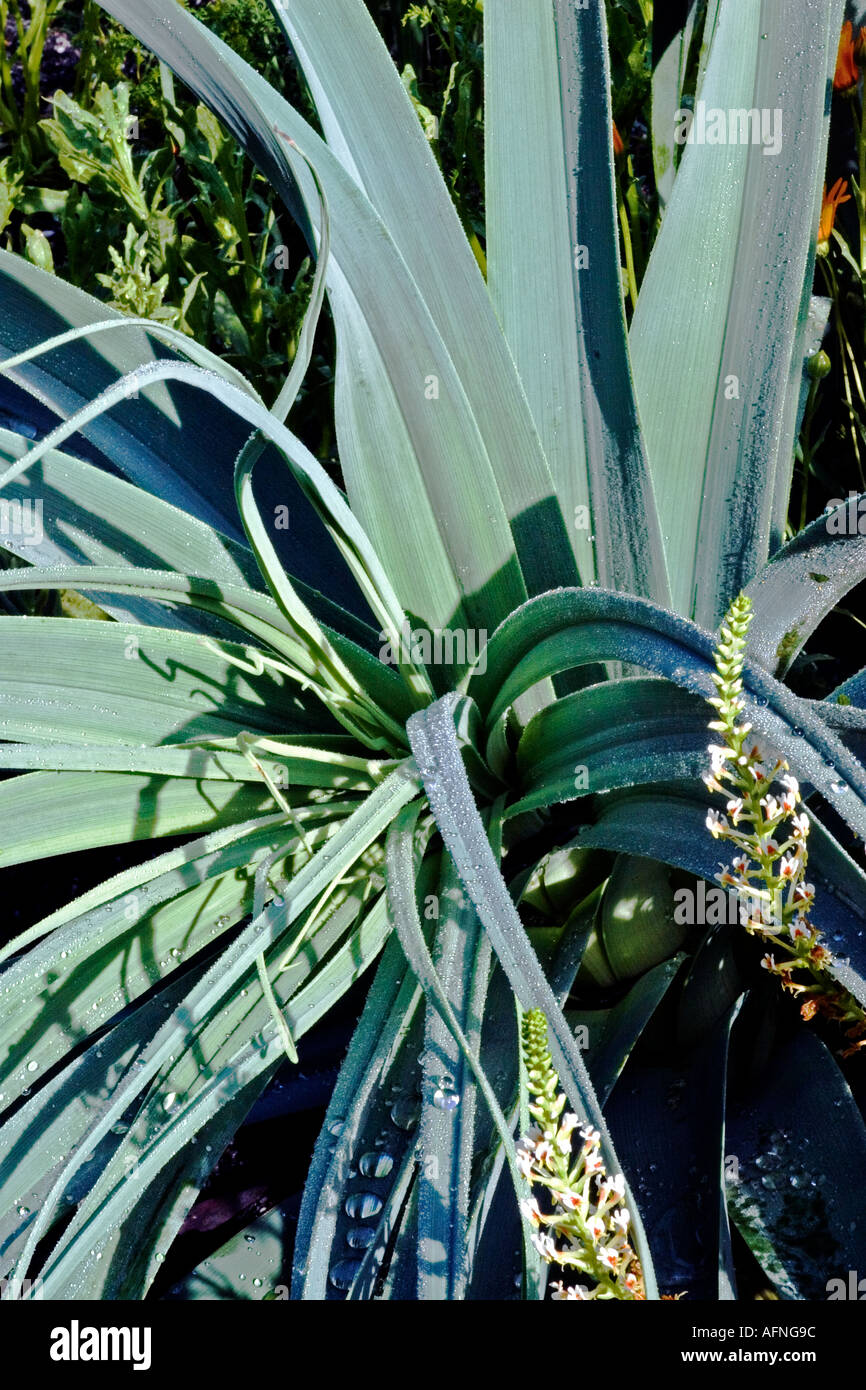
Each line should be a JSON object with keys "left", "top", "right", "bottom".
{"left": 632, "top": 0, "right": 841, "bottom": 621}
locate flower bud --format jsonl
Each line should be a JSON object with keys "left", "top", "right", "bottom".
{"left": 807, "top": 349, "right": 831, "bottom": 380}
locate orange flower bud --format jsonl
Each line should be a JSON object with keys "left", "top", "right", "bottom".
{"left": 818, "top": 178, "right": 851, "bottom": 255}
{"left": 834, "top": 20, "right": 859, "bottom": 92}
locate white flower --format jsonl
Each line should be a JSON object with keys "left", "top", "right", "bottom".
{"left": 791, "top": 812, "right": 810, "bottom": 839}
{"left": 742, "top": 909, "right": 783, "bottom": 935}
{"left": 780, "top": 773, "right": 799, "bottom": 798}
{"left": 587, "top": 1214, "right": 606, "bottom": 1242}
{"left": 551, "top": 1281, "right": 592, "bottom": 1300}
{"left": 706, "top": 809, "right": 729, "bottom": 838}
{"left": 726, "top": 798, "right": 744, "bottom": 824}
{"left": 790, "top": 919, "right": 811, "bottom": 943}
{"left": 611, "top": 1207, "right": 630, "bottom": 1234}
{"left": 531, "top": 1231, "right": 557, "bottom": 1261}
{"left": 516, "top": 1148, "right": 534, "bottom": 1179}
{"left": 760, "top": 794, "right": 781, "bottom": 821}
{"left": 778, "top": 853, "right": 799, "bottom": 880}
{"left": 760, "top": 953, "right": 776, "bottom": 972}
{"left": 558, "top": 1190, "right": 583, "bottom": 1212}
{"left": 744, "top": 750, "right": 769, "bottom": 782}
{"left": 520, "top": 1197, "right": 542, "bottom": 1226}
{"left": 598, "top": 1245, "right": 620, "bottom": 1271}
{"left": 535, "top": 1138, "right": 554, "bottom": 1165}
{"left": 555, "top": 1114, "right": 577, "bottom": 1153}
{"left": 708, "top": 744, "right": 733, "bottom": 776}
{"left": 597, "top": 1174, "right": 625, "bottom": 1206}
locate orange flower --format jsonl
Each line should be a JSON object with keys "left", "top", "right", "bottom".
{"left": 612, "top": 120, "right": 624, "bottom": 158}
{"left": 818, "top": 178, "right": 851, "bottom": 254}
{"left": 834, "top": 20, "right": 859, "bottom": 91}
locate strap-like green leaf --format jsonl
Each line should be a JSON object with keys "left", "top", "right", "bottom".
{"left": 415, "top": 852, "right": 491, "bottom": 1299}
{"left": 385, "top": 799, "right": 541, "bottom": 1299}
{"left": 574, "top": 788, "right": 866, "bottom": 1009}
{"left": 631, "top": 0, "right": 842, "bottom": 622}
{"left": 270, "top": 0, "right": 581, "bottom": 609}
{"left": 470, "top": 589, "right": 866, "bottom": 839}
{"left": 651, "top": 0, "right": 699, "bottom": 209}
{"left": 0, "top": 250, "right": 246, "bottom": 538}
{"left": 746, "top": 500, "right": 866, "bottom": 677}
{"left": 485, "top": 0, "right": 669, "bottom": 603}
{"left": 4, "top": 764, "right": 418, "bottom": 1292}
{"left": 727, "top": 1027, "right": 866, "bottom": 1300}
{"left": 291, "top": 931, "right": 425, "bottom": 1300}
{"left": 405, "top": 693, "right": 658, "bottom": 1298}
{"left": 604, "top": 1000, "right": 741, "bottom": 1299}
{"left": 0, "top": 616, "right": 324, "bottom": 746}
{"left": 94, "top": 0, "right": 547, "bottom": 640}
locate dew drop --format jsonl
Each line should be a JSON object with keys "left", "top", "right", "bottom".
{"left": 329, "top": 1258, "right": 362, "bottom": 1291}
{"left": 359, "top": 1151, "right": 393, "bottom": 1178}
{"left": 344, "top": 1192, "right": 383, "bottom": 1220}
{"left": 389, "top": 1096, "right": 421, "bottom": 1130}
{"left": 433, "top": 1087, "right": 460, "bottom": 1112}
{"left": 346, "top": 1226, "right": 376, "bottom": 1250}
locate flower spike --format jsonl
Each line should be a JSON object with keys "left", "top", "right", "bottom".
{"left": 703, "top": 595, "right": 866, "bottom": 1055}
{"left": 517, "top": 1009, "right": 644, "bottom": 1299}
